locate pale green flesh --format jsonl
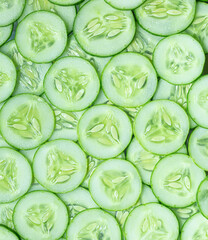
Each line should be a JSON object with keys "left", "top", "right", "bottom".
{"left": 0, "top": 24, "right": 13, "bottom": 46}
{"left": 0, "top": 225, "right": 19, "bottom": 240}
{"left": 186, "top": 2, "right": 208, "bottom": 53}
{"left": 0, "top": 201, "right": 18, "bottom": 229}
{"left": 135, "top": 0, "right": 196, "bottom": 36}
{"left": 1, "top": 40, "right": 51, "bottom": 96}
{"left": 197, "top": 178, "right": 208, "bottom": 218}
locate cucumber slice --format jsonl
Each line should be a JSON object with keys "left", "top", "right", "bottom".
{"left": 188, "top": 75, "right": 208, "bottom": 128}
{"left": 0, "top": 52, "right": 16, "bottom": 103}
{"left": 189, "top": 127, "right": 208, "bottom": 170}
{"left": 66, "top": 209, "right": 121, "bottom": 240}
{"left": 124, "top": 203, "right": 179, "bottom": 240}
{"left": 62, "top": 35, "right": 111, "bottom": 77}
{"left": 33, "top": 139, "right": 88, "bottom": 193}
{"left": 13, "top": 191, "right": 69, "bottom": 240}
{"left": 0, "top": 200, "right": 17, "bottom": 229}
{"left": 0, "top": 94, "right": 55, "bottom": 150}
{"left": 153, "top": 79, "right": 197, "bottom": 128}
{"left": 181, "top": 212, "right": 208, "bottom": 240}
{"left": 134, "top": 0, "right": 196, "bottom": 36}
{"left": 0, "top": 24, "right": 13, "bottom": 46}
{"left": 89, "top": 159, "right": 142, "bottom": 211}
{"left": 1, "top": 40, "right": 51, "bottom": 96}
{"left": 15, "top": 11, "right": 67, "bottom": 63}
{"left": 78, "top": 105, "right": 132, "bottom": 159}
{"left": 19, "top": 0, "right": 76, "bottom": 34}
{"left": 0, "top": 148, "right": 32, "bottom": 203}
{"left": 134, "top": 100, "right": 189, "bottom": 155}
{"left": 186, "top": 2, "right": 208, "bottom": 53}
{"left": 49, "top": 0, "right": 83, "bottom": 6}
{"left": 0, "top": 0, "right": 25, "bottom": 27}
{"left": 0, "top": 225, "right": 19, "bottom": 240}
{"left": 126, "top": 23, "right": 163, "bottom": 60}
{"left": 44, "top": 56, "right": 100, "bottom": 111}
{"left": 58, "top": 187, "right": 98, "bottom": 219}
{"left": 153, "top": 34, "right": 205, "bottom": 85}
{"left": 197, "top": 177, "right": 208, "bottom": 218}
{"left": 105, "top": 0, "right": 145, "bottom": 10}
{"left": 102, "top": 52, "right": 157, "bottom": 108}
{"left": 74, "top": 0, "right": 136, "bottom": 57}
{"left": 151, "top": 154, "right": 206, "bottom": 208}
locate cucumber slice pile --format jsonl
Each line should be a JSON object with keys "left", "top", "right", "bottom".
{"left": 1, "top": 0, "right": 208, "bottom": 239}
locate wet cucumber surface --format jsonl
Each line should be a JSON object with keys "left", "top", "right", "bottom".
{"left": 0, "top": 0, "right": 208, "bottom": 239}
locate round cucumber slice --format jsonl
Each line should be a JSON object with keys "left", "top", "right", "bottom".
{"left": 105, "top": 0, "right": 145, "bottom": 10}
{"left": 44, "top": 56, "right": 100, "bottom": 111}
{"left": 0, "top": 200, "right": 17, "bottom": 229}
{"left": 126, "top": 23, "right": 163, "bottom": 60}
{"left": 102, "top": 52, "right": 157, "bottom": 108}
{"left": 134, "top": 100, "right": 189, "bottom": 155}
{"left": 15, "top": 11, "right": 67, "bottom": 63}
{"left": 134, "top": 0, "right": 196, "bottom": 36}
{"left": 66, "top": 209, "right": 121, "bottom": 240}
{"left": 197, "top": 177, "right": 208, "bottom": 218}
{"left": 49, "top": 0, "right": 83, "bottom": 6}
{"left": 74, "top": 0, "right": 136, "bottom": 57}
{"left": 0, "top": 52, "right": 16, "bottom": 103}
{"left": 181, "top": 212, "right": 208, "bottom": 240}
{"left": 153, "top": 34, "right": 205, "bottom": 85}
{"left": 89, "top": 159, "right": 142, "bottom": 211}
{"left": 0, "top": 94, "right": 55, "bottom": 150}
{"left": 0, "top": 148, "right": 32, "bottom": 203}
{"left": 0, "top": 225, "right": 19, "bottom": 240}
{"left": 189, "top": 127, "right": 208, "bottom": 170}
{"left": 78, "top": 105, "right": 132, "bottom": 159}
{"left": 186, "top": 2, "right": 208, "bottom": 54}
{"left": 58, "top": 187, "right": 98, "bottom": 219}
{"left": 19, "top": 0, "right": 76, "bottom": 34}
{"left": 1, "top": 40, "right": 51, "bottom": 96}
{"left": 188, "top": 75, "right": 208, "bottom": 128}
{"left": 33, "top": 139, "right": 88, "bottom": 193}
{"left": 124, "top": 203, "right": 179, "bottom": 240}
{"left": 0, "top": 24, "right": 13, "bottom": 46}
{"left": 13, "top": 191, "right": 69, "bottom": 240}
{"left": 0, "top": 0, "right": 25, "bottom": 27}
{"left": 151, "top": 154, "right": 206, "bottom": 208}
{"left": 62, "top": 35, "right": 111, "bottom": 77}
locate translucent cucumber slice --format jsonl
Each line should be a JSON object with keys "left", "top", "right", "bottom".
{"left": 49, "top": 0, "right": 83, "bottom": 6}
{"left": 61, "top": 35, "right": 111, "bottom": 77}
{"left": 134, "top": 0, "right": 196, "bottom": 36}
{"left": 151, "top": 154, "right": 206, "bottom": 208}
{"left": 58, "top": 187, "right": 98, "bottom": 220}
{"left": 181, "top": 213, "right": 208, "bottom": 240}
{"left": 105, "top": 0, "right": 145, "bottom": 10}
{"left": 186, "top": 2, "right": 208, "bottom": 53}
{"left": 1, "top": 40, "right": 51, "bottom": 96}
{"left": 189, "top": 127, "right": 208, "bottom": 170}
{"left": 153, "top": 79, "right": 197, "bottom": 128}
{"left": 197, "top": 177, "right": 208, "bottom": 218}
{"left": 188, "top": 75, "right": 208, "bottom": 128}
{"left": 153, "top": 34, "right": 205, "bottom": 85}
{"left": 134, "top": 100, "right": 189, "bottom": 155}
{"left": 15, "top": 11, "right": 67, "bottom": 63}
{"left": 66, "top": 209, "right": 121, "bottom": 240}
{"left": 0, "top": 200, "right": 18, "bottom": 229}
{"left": 124, "top": 203, "right": 179, "bottom": 240}
{"left": 102, "top": 52, "right": 157, "bottom": 108}
{"left": 78, "top": 105, "right": 132, "bottom": 159}
{"left": 0, "top": 52, "right": 16, "bottom": 103}
{"left": 0, "top": 0, "right": 25, "bottom": 27}
{"left": 0, "top": 24, "right": 13, "bottom": 46}
{"left": 33, "top": 139, "right": 88, "bottom": 193}
{"left": 126, "top": 24, "right": 163, "bottom": 60}
{"left": 44, "top": 56, "right": 100, "bottom": 111}
{"left": 89, "top": 159, "right": 142, "bottom": 211}
{"left": 74, "top": 0, "right": 136, "bottom": 57}
{"left": 19, "top": 0, "right": 76, "bottom": 33}
{"left": 13, "top": 191, "right": 69, "bottom": 240}
{"left": 0, "top": 148, "right": 32, "bottom": 203}
{"left": 0, "top": 225, "right": 19, "bottom": 240}
{"left": 0, "top": 94, "right": 55, "bottom": 149}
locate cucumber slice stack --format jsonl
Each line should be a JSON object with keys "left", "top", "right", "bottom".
{"left": 0, "top": 0, "right": 208, "bottom": 239}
